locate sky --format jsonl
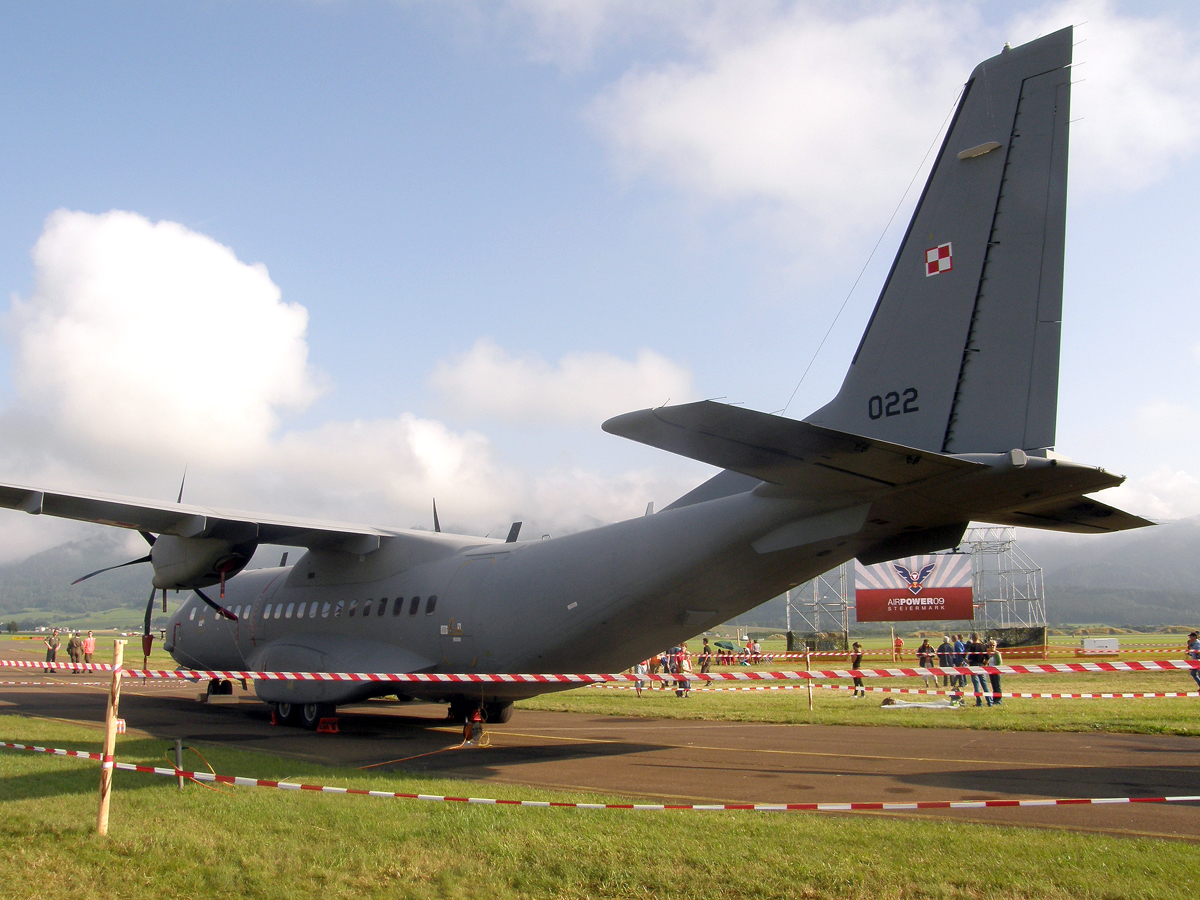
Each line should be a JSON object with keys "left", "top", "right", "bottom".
{"left": 0, "top": 0, "right": 1198, "bottom": 565}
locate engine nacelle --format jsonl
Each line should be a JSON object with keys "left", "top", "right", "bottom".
{"left": 150, "top": 535, "right": 257, "bottom": 590}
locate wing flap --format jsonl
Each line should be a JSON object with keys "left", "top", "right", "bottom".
{"left": 982, "top": 496, "right": 1154, "bottom": 533}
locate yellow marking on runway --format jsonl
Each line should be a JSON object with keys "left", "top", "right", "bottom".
{"left": 486, "top": 729, "right": 1100, "bottom": 769}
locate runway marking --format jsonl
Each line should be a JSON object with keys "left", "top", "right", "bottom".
{"left": 484, "top": 729, "right": 1106, "bottom": 770}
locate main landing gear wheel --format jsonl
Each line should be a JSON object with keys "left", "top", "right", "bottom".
{"left": 483, "top": 701, "right": 513, "bottom": 724}
{"left": 446, "top": 698, "right": 476, "bottom": 723}
{"left": 301, "top": 702, "right": 336, "bottom": 730}
{"left": 275, "top": 701, "right": 302, "bottom": 726}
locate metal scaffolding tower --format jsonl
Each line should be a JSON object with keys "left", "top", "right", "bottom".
{"left": 786, "top": 563, "right": 850, "bottom": 648}
{"left": 957, "top": 526, "right": 1046, "bottom": 628}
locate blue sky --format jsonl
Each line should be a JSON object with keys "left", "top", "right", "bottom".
{"left": 0, "top": 1, "right": 1198, "bottom": 562}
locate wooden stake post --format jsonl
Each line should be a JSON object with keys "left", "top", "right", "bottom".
{"left": 805, "top": 648, "right": 813, "bottom": 711}
{"left": 96, "top": 639, "right": 125, "bottom": 837}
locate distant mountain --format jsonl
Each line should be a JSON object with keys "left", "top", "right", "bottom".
{"left": 0, "top": 531, "right": 152, "bottom": 617}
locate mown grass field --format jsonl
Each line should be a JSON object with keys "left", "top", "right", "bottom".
{"left": 0, "top": 714, "right": 1194, "bottom": 900}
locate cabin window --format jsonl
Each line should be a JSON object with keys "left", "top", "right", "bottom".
{"left": 362, "top": 599, "right": 372, "bottom": 617}
{"left": 309, "top": 603, "right": 318, "bottom": 618}
{"left": 262, "top": 604, "right": 271, "bottom": 619}
{"left": 409, "top": 596, "right": 419, "bottom": 616}
{"left": 189, "top": 607, "right": 196, "bottom": 621}
{"left": 334, "top": 600, "right": 344, "bottom": 618}
{"left": 348, "top": 599, "right": 358, "bottom": 618}
{"left": 321, "top": 601, "right": 330, "bottom": 618}
{"left": 284, "top": 603, "right": 295, "bottom": 619}
{"left": 425, "top": 595, "right": 437, "bottom": 615}
{"left": 273, "top": 605, "right": 283, "bottom": 619}
{"left": 234, "top": 606, "right": 243, "bottom": 618}
{"left": 377, "top": 598, "right": 388, "bottom": 616}
{"left": 296, "top": 602, "right": 306, "bottom": 618}
{"left": 393, "top": 598, "right": 403, "bottom": 616}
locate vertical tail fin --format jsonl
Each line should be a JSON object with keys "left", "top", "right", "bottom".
{"left": 806, "top": 27, "right": 1072, "bottom": 455}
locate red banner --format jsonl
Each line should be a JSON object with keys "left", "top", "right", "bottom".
{"left": 855, "top": 587, "right": 974, "bottom": 622}
{"left": 855, "top": 554, "right": 974, "bottom": 622}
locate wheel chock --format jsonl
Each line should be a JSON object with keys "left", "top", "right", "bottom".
{"left": 316, "top": 717, "right": 339, "bottom": 734}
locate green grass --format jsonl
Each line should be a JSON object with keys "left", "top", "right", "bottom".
{"left": 0, "top": 714, "right": 1193, "bottom": 899}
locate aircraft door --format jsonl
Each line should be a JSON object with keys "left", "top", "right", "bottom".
{"left": 442, "top": 554, "right": 508, "bottom": 669}
{"left": 249, "top": 572, "right": 286, "bottom": 647}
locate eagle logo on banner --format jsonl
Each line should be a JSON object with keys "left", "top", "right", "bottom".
{"left": 894, "top": 562, "right": 936, "bottom": 594}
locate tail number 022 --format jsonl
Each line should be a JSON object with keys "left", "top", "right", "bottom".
{"left": 868, "top": 388, "right": 918, "bottom": 420}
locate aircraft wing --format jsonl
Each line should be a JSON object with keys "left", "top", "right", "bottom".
{"left": 603, "top": 401, "right": 982, "bottom": 495}
{"left": 0, "top": 481, "right": 417, "bottom": 554}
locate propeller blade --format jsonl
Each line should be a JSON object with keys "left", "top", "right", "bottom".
{"left": 433, "top": 498, "right": 441, "bottom": 533}
{"left": 139, "top": 531, "right": 156, "bottom": 547}
{"left": 194, "top": 587, "right": 237, "bottom": 621}
{"left": 177, "top": 465, "right": 188, "bottom": 504}
{"left": 143, "top": 585, "right": 156, "bottom": 637}
{"left": 506, "top": 521, "right": 522, "bottom": 543}
{"left": 71, "top": 555, "right": 152, "bottom": 585}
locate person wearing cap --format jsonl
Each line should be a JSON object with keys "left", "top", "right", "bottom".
{"left": 43, "top": 629, "right": 60, "bottom": 673}
{"left": 1187, "top": 632, "right": 1200, "bottom": 691}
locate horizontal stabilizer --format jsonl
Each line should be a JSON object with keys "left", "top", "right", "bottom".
{"left": 983, "top": 496, "right": 1153, "bottom": 533}
{"left": 604, "top": 401, "right": 979, "bottom": 495}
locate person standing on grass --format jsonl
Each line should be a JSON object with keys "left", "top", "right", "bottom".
{"left": 676, "top": 644, "right": 692, "bottom": 698}
{"left": 952, "top": 634, "right": 967, "bottom": 694}
{"left": 917, "top": 638, "right": 936, "bottom": 688}
{"left": 700, "top": 638, "right": 712, "bottom": 675}
{"left": 82, "top": 631, "right": 96, "bottom": 664}
{"left": 1187, "top": 632, "right": 1200, "bottom": 691}
{"left": 850, "top": 642, "right": 865, "bottom": 698}
{"left": 633, "top": 659, "right": 648, "bottom": 697}
{"left": 987, "top": 640, "right": 1003, "bottom": 705}
{"left": 937, "top": 635, "right": 954, "bottom": 688}
{"left": 43, "top": 629, "right": 60, "bottom": 673}
{"left": 967, "top": 632, "right": 990, "bottom": 707}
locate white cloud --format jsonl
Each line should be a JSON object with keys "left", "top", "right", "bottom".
{"left": 586, "top": 5, "right": 976, "bottom": 240}
{"left": 7, "top": 210, "right": 321, "bottom": 467}
{"left": 0, "top": 211, "right": 700, "bottom": 563}
{"left": 430, "top": 336, "right": 695, "bottom": 425}
{"left": 548, "top": 1, "right": 1200, "bottom": 240}
{"left": 1015, "top": 1, "right": 1200, "bottom": 193}
{"left": 1103, "top": 466, "right": 1200, "bottom": 521}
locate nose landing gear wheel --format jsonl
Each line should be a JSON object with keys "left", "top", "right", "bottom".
{"left": 301, "top": 702, "right": 336, "bottom": 730}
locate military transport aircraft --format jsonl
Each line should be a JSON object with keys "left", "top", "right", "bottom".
{"left": 0, "top": 27, "right": 1151, "bottom": 727}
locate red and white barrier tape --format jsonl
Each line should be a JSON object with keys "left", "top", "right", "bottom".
{"left": 587, "top": 683, "right": 1200, "bottom": 699}
{"left": 2, "top": 658, "right": 1197, "bottom": 682}
{"left": 3, "top": 739, "right": 1197, "bottom": 813}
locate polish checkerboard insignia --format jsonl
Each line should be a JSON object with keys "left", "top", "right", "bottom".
{"left": 925, "top": 242, "right": 953, "bottom": 276}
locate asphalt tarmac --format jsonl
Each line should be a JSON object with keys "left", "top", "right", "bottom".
{"left": 2, "top": 672, "right": 1198, "bottom": 840}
